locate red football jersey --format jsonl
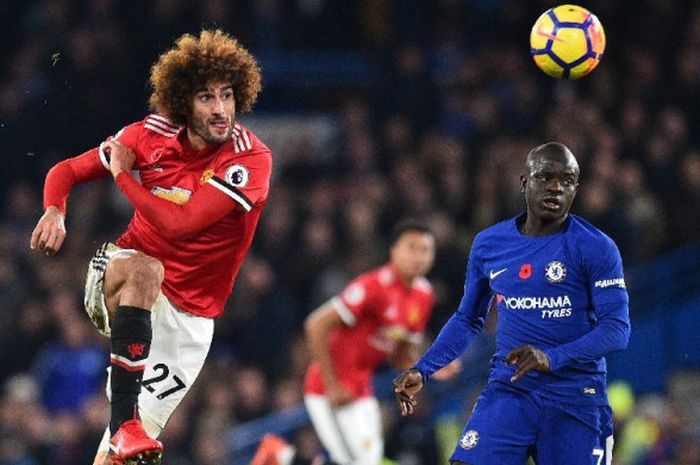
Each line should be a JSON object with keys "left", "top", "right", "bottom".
{"left": 304, "top": 263, "right": 434, "bottom": 398}
{"left": 105, "top": 115, "right": 271, "bottom": 318}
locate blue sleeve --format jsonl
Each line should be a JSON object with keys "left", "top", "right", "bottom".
{"left": 544, "top": 236, "right": 631, "bottom": 370}
{"left": 414, "top": 237, "right": 492, "bottom": 382}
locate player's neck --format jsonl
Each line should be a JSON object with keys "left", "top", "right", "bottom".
{"left": 184, "top": 128, "right": 222, "bottom": 153}
{"left": 184, "top": 129, "right": 207, "bottom": 151}
{"left": 520, "top": 213, "right": 568, "bottom": 237}
{"left": 396, "top": 269, "right": 418, "bottom": 288}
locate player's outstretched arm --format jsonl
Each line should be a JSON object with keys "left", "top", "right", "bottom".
{"left": 30, "top": 206, "right": 66, "bottom": 255}
{"left": 30, "top": 148, "right": 109, "bottom": 255}
{"left": 104, "top": 139, "right": 250, "bottom": 240}
{"left": 391, "top": 340, "right": 462, "bottom": 381}
{"left": 392, "top": 368, "right": 423, "bottom": 416}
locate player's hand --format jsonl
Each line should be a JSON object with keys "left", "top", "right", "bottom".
{"left": 432, "top": 359, "right": 463, "bottom": 381}
{"left": 392, "top": 368, "right": 423, "bottom": 416}
{"left": 506, "top": 344, "right": 551, "bottom": 382}
{"left": 104, "top": 139, "right": 135, "bottom": 178}
{"left": 327, "top": 384, "right": 354, "bottom": 407}
{"left": 30, "top": 206, "right": 66, "bottom": 255}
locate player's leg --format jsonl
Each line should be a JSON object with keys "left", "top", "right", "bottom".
{"left": 103, "top": 249, "right": 164, "bottom": 434}
{"left": 135, "top": 300, "right": 214, "bottom": 434}
{"left": 84, "top": 243, "right": 164, "bottom": 464}
{"left": 109, "top": 291, "right": 213, "bottom": 465}
{"left": 303, "top": 394, "right": 355, "bottom": 465}
{"left": 332, "top": 396, "right": 383, "bottom": 465}
{"left": 303, "top": 395, "right": 383, "bottom": 465}
{"left": 533, "top": 402, "right": 614, "bottom": 465}
{"left": 449, "top": 382, "right": 539, "bottom": 465}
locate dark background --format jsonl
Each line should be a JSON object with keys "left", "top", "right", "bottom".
{"left": 0, "top": 1, "right": 698, "bottom": 464}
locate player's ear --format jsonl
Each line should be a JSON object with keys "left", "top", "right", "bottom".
{"left": 520, "top": 174, "right": 527, "bottom": 192}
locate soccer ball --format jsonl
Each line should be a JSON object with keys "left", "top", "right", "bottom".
{"left": 530, "top": 4, "right": 606, "bottom": 79}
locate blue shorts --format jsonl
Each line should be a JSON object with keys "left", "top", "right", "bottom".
{"left": 450, "top": 382, "right": 613, "bottom": 465}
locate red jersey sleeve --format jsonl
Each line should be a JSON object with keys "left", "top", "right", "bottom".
{"left": 205, "top": 145, "right": 272, "bottom": 213}
{"left": 114, "top": 173, "right": 239, "bottom": 240}
{"left": 332, "top": 274, "right": 380, "bottom": 326}
{"left": 97, "top": 122, "right": 144, "bottom": 170}
{"left": 43, "top": 149, "right": 111, "bottom": 213}
{"left": 43, "top": 121, "right": 147, "bottom": 214}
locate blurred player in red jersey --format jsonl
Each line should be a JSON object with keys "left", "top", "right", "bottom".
{"left": 252, "top": 220, "right": 460, "bottom": 465}
{"left": 29, "top": 29, "right": 269, "bottom": 465}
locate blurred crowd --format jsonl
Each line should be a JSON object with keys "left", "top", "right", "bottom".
{"left": 1, "top": 1, "right": 700, "bottom": 464}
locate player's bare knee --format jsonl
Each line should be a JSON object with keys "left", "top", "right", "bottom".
{"left": 107, "top": 253, "right": 163, "bottom": 286}
{"left": 124, "top": 255, "right": 164, "bottom": 292}
{"left": 132, "top": 254, "right": 165, "bottom": 286}
{"left": 104, "top": 252, "right": 164, "bottom": 312}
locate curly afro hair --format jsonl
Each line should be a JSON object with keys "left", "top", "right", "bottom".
{"left": 149, "top": 29, "right": 262, "bottom": 125}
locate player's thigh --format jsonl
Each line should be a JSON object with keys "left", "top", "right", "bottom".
{"left": 304, "top": 394, "right": 354, "bottom": 465}
{"left": 103, "top": 248, "right": 164, "bottom": 312}
{"left": 85, "top": 242, "right": 139, "bottom": 336}
{"left": 450, "top": 382, "right": 540, "bottom": 465}
{"left": 334, "top": 396, "right": 383, "bottom": 465}
{"left": 534, "top": 403, "right": 613, "bottom": 465}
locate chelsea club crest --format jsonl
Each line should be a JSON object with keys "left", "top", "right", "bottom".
{"left": 459, "top": 430, "right": 479, "bottom": 450}
{"left": 545, "top": 261, "right": 567, "bottom": 283}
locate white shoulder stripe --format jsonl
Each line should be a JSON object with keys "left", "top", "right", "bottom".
{"left": 145, "top": 118, "right": 180, "bottom": 134}
{"left": 144, "top": 123, "right": 177, "bottom": 137}
{"left": 147, "top": 114, "right": 180, "bottom": 129}
{"left": 331, "top": 297, "right": 357, "bottom": 326}
{"left": 241, "top": 130, "right": 252, "bottom": 150}
{"left": 232, "top": 135, "right": 244, "bottom": 153}
{"left": 231, "top": 124, "right": 252, "bottom": 152}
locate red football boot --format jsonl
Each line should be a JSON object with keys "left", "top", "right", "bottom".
{"left": 108, "top": 419, "right": 163, "bottom": 465}
{"left": 250, "top": 434, "right": 291, "bottom": 465}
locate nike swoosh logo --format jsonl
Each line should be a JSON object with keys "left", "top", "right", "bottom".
{"left": 489, "top": 268, "right": 508, "bottom": 280}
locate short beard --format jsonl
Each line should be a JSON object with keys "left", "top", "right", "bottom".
{"left": 191, "top": 116, "right": 231, "bottom": 145}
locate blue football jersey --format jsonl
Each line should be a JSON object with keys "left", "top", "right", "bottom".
{"left": 416, "top": 213, "right": 630, "bottom": 406}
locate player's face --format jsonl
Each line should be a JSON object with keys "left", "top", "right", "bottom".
{"left": 390, "top": 231, "right": 435, "bottom": 281}
{"left": 521, "top": 154, "right": 579, "bottom": 224}
{"left": 188, "top": 81, "right": 236, "bottom": 148}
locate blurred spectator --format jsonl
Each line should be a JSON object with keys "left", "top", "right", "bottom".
{"left": 31, "top": 308, "right": 105, "bottom": 413}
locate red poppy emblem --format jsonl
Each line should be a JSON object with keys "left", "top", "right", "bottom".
{"left": 519, "top": 264, "right": 532, "bottom": 279}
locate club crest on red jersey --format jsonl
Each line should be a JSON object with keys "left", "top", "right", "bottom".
{"left": 200, "top": 168, "right": 215, "bottom": 184}
{"left": 408, "top": 306, "right": 421, "bottom": 325}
